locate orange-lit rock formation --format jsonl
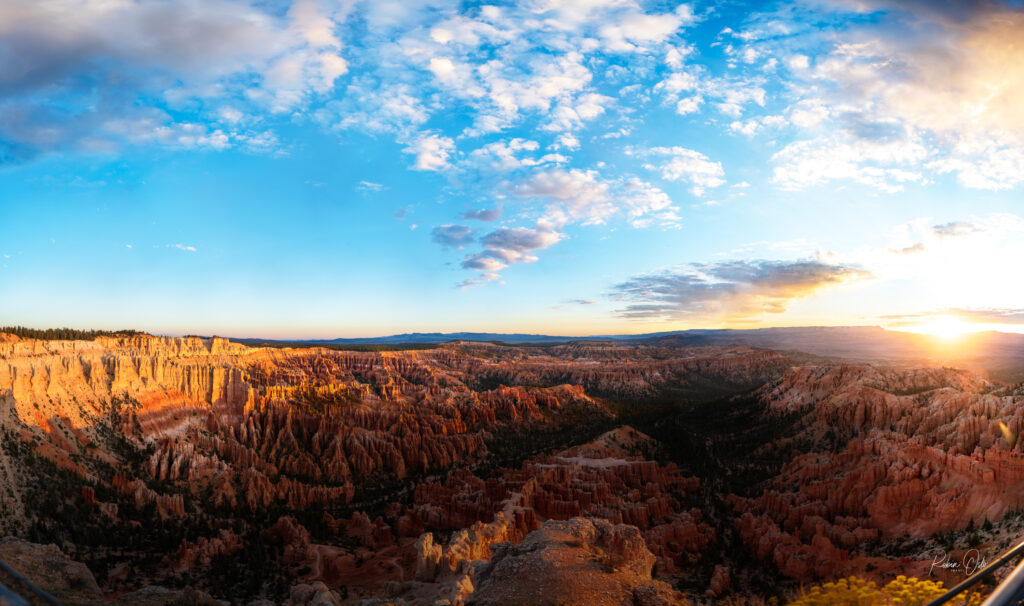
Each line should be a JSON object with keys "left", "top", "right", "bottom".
{"left": 11, "top": 332, "right": 1020, "bottom": 601}
{"left": 733, "top": 364, "right": 1024, "bottom": 581}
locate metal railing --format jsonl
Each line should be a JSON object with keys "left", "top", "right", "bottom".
{"left": 0, "top": 583, "right": 30, "bottom": 606}
{"left": 0, "top": 558, "right": 61, "bottom": 606}
{"left": 926, "top": 538, "right": 1024, "bottom": 606}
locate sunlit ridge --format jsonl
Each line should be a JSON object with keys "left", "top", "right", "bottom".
{"left": 894, "top": 315, "right": 982, "bottom": 340}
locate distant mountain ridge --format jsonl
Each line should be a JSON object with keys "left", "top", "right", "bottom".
{"left": 241, "top": 325, "right": 888, "bottom": 346}
{"left": 232, "top": 326, "right": 1024, "bottom": 382}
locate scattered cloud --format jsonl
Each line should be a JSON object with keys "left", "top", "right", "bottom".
{"left": 450, "top": 166, "right": 682, "bottom": 285}
{"left": 467, "top": 139, "right": 567, "bottom": 171}
{"left": 431, "top": 224, "right": 475, "bottom": 249}
{"left": 769, "top": 1, "right": 1024, "bottom": 191}
{"left": 9, "top": 0, "right": 1024, "bottom": 312}
{"left": 461, "top": 224, "right": 561, "bottom": 272}
{"left": 404, "top": 132, "right": 455, "bottom": 171}
{"left": 772, "top": 137, "right": 927, "bottom": 193}
{"left": 461, "top": 207, "right": 502, "bottom": 222}
{"left": 0, "top": 0, "right": 349, "bottom": 160}
{"left": 168, "top": 244, "right": 197, "bottom": 252}
{"left": 612, "top": 259, "right": 870, "bottom": 321}
{"left": 637, "top": 147, "right": 726, "bottom": 196}
{"left": 510, "top": 168, "right": 615, "bottom": 225}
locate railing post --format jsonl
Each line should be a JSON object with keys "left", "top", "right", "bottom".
{"left": 926, "top": 538, "right": 1024, "bottom": 606}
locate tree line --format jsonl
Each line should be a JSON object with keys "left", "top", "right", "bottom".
{"left": 0, "top": 326, "right": 148, "bottom": 340}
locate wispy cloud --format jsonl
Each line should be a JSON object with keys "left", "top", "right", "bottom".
{"left": 882, "top": 308, "right": 1024, "bottom": 325}
{"left": 358, "top": 180, "right": 385, "bottom": 192}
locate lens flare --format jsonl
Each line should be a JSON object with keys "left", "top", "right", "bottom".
{"left": 1001, "top": 422, "right": 1017, "bottom": 448}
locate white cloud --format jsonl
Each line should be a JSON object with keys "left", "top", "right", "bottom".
{"left": 332, "top": 82, "right": 430, "bottom": 135}
{"left": 553, "top": 133, "right": 581, "bottom": 150}
{"left": 102, "top": 117, "right": 241, "bottom": 151}
{"left": 776, "top": 4, "right": 1024, "bottom": 191}
{"left": 621, "top": 178, "right": 681, "bottom": 228}
{"left": 543, "top": 92, "right": 612, "bottom": 132}
{"left": 665, "top": 44, "right": 695, "bottom": 69}
{"left": 404, "top": 132, "right": 455, "bottom": 171}
{"left": 451, "top": 166, "right": 682, "bottom": 285}
{"left": 508, "top": 167, "right": 683, "bottom": 227}
{"left": 640, "top": 147, "right": 726, "bottom": 196}
{"left": 598, "top": 5, "right": 697, "bottom": 52}
{"left": 654, "top": 64, "right": 766, "bottom": 121}
{"left": 0, "top": 0, "right": 351, "bottom": 158}
{"left": 467, "top": 138, "right": 568, "bottom": 170}
{"left": 675, "top": 96, "right": 703, "bottom": 115}
{"left": 510, "top": 168, "right": 615, "bottom": 225}
{"left": 772, "top": 136, "right": 928, "bottom": 193}
{"left": 927, "top": 142, "right": 1024, "bottom": 191}
{"left": 787, "top": 54, "right": 809, "bottom": 70}
{"left": 655, "top": 71, "right": 700, "bottom": 95}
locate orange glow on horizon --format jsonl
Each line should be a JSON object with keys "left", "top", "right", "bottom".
{"left": 892, "top": 315, "right": 983, "bottom": 340}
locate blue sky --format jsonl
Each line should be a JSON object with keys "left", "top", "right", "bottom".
{"left": 2, "top": 0, "right": 1024, "bottom": 338}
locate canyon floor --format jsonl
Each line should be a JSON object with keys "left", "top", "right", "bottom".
{"left": 1, "top": 333, "right": 1023, "bottom": 605}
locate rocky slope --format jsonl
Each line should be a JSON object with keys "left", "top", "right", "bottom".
{"left": 0, "top": 334, "right": 783, "bottom": 603}
{"left": 3, "top": 332, "right": 1020, "bottom": 603}
{"left": 733, "top": 364, "right": 1024, "bottom": 583}
{"left": 468, "top": 517, "right": 687, "bottom": 606}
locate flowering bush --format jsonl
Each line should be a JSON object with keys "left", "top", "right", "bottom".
{"left": 788, "top": 575, "right": 983, "bottom": 606}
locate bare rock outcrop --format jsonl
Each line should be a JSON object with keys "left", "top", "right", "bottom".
{"left": 0, "top": 536, "right": 102, "bottom": 604}
{"left": 469, "top": 517, "right": 688, "bottom": 606}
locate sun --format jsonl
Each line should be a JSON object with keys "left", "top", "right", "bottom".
{"left": 905, "top": 315, "right": 977, "bottom": 339}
